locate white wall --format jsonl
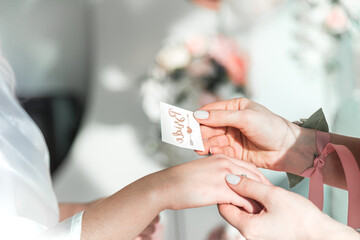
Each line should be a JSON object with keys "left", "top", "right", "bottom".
{"left": 0, "top": 0, "right": 89, "bottom": 97}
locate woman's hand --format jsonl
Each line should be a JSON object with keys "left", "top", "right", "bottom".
{"left": 134, "top": 215, "right": 160, "bottom": 240}
{"left": 154, "top": 154, "right": 271, "bottom": 213}
{"left": 81, "top": 154, "right": 271, "bottom": 240}
{"left": 194, "top": 98, "right": 316, "bottom": 174}
{"left": 219, "top": 175, "right": 359, "bottom": 240}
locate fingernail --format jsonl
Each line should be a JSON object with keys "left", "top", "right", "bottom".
{"left": 226, "top": 174, "right": 241, "bottom": 185}
{"left": 209, "top": 147, "right": 213, "bottom": 154}
{"left": 194, "top": 110, "right": 209, "bottom": 120}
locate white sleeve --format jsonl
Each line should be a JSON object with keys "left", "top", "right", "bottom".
{"left": 0, "top": 212, "right": 84, "bottom": 240}
{"left": 0, "top": 47, "right": 84, "bottom": 240}
{"left": 37, "top": 211, "right": 84, "bottom": 240}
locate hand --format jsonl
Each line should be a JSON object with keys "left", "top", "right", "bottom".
{"left": 134, "top": 215, "right": 160, "bottom": 240}
{"left": 194, "top": 98, "right": 316, "bottom": 174}
{"left": 81, "top": 155, "right": 271, "bottom": 240}
{"left": 218, "top": 175, "right": 359, "bottom": 240}
{"left": 153, "top": 154, "right": 271, "bottom": 213}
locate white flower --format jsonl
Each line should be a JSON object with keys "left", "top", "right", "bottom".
{"left": 156, "top": 44, "right": 191, "bottom": 72}
{"left": 141, "top": 80, "right": 169, "bottom": 122}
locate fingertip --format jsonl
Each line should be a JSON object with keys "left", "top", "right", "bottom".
{"left": 210, "top": 146, "right": 220, "bottom": 155}
{"left": 193, "top": 110, "right": 209, "bottom": 120}
{"left": 226, "top": 174, "right": 241, "bottom": 185}
{"left": 195, "top": 149, "right": 209, "bottom": 156}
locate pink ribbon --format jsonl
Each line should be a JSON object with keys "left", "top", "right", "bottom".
{"left": 300, "top": 130, "right": 360, "bottom": 229}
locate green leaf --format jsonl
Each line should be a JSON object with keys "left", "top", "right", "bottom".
{"left": 287, "top": 108, "right": 329, "bottom": 188}
{"left": 301, "top": 108, "right": 329, "bottom": 132}
{"left": 287, "top": 173, "right": 305, "bottom": 188}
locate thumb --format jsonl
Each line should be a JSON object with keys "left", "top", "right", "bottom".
{"left": 218, "top": 203, "right": 252, "bottom": 233}
{"left": 194, "top": 109, "right": 249, "bottom": 130}
{"left": 225, "top": 174, "right": 273, "bottom": 206}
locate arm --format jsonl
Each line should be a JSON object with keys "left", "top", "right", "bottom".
{"left": 81, "top": 176, "right": 163, "bottom": 240}
{"left": 80, "top": 154, "right": 271, "bottom": 240}
{"left": 59, "top": 199, "right": 104, "bottom": 221}
{"left": 59, "top": 203, "right": 89, "bottom": 221}
{"left": 256, "top": 120, "right": 360, "bottom": 190}
{"left": 60, "top": 199, "right": 159, "bottom": 239}
{"left": 194, "top": 98, "right": 360, "bottom": 190}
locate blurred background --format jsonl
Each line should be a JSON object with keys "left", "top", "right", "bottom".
{"left": 0, "top": 0, "right": 359, "bottom": 239}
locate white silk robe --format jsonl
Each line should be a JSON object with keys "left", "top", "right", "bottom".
{"left": 0, "top": 50, "right": 83, "bottom": 240}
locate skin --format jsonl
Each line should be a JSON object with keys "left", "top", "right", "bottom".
{"left": 59, "top": 200, "right": 159, "bottom": 239}
{"left": 79, "top": 154, "right": 271, "bottom": 240}
{"left": 220, "top": 176, "right": 359, "bottom": 240}
{"left": 194, "top": 97, "right": 360, "bottom": 238}
{"left": 195, "top": 97, "right": 360, "bottom": 190}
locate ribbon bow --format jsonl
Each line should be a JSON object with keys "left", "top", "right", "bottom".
{"left": 300, "top": 130, "right": 360, "bottom": 229}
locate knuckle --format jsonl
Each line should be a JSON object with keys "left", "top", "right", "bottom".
{"left": 253, "top": 173, "right": 261, "bottom": 182}
{"left": 248, "top": 162, "right": 257, "bottom": 171}
{"left": 265, "top": 186, "right": 282, "bottom": 203}
{"left": 239, "top": 177, "right": 252, "bottom": 191}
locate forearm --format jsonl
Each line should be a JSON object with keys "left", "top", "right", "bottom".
{"left": 59, "top": 203, "right": 89, "bottom": 221}
{"left": 286, "top": 126, "right": 360, "bottom": 190}
{"left": 80, "top": 173, "right": 165, "bottom": 240}
{"left": 319, "top": 215, "right": 360, "bottom": 240}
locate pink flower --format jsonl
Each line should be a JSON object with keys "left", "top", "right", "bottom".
{"left": 185, "top": 35, "right": 208, "bottom": 57}
{"left": 190, "top": 0, "right": 221, "bottom": 10}
{"left": 324, "top": 6, "right": 349, "bottom": 35}
{"left": 209, "top": 36, "right": 247, "bottom": 86}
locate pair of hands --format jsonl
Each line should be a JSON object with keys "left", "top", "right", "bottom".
{"left": 80, "top": 98, "right": 356, "bottom": 240}
{"left": 191, "top": 98, "right": 356, "bottom": 239}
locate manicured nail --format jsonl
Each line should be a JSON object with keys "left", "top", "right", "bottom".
{"left": 209, "top": 147, "right": 213, "bottom": 154}
{"left": 194, "top": 110, "right": 209, "bottom": 120}
{"left": 226, "top": 174, "right": 241, "bottom": 185}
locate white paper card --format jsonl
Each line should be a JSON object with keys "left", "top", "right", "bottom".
{"left": 160, "top": 102, "right": 204, "bottom": 151}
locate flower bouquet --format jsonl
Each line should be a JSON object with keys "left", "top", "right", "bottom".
{"left": 141, "top": 34, "right": 248, "bottom": 166}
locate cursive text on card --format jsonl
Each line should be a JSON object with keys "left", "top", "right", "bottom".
{"left": 168, "top": 108, "right": 185, "bottom": 144}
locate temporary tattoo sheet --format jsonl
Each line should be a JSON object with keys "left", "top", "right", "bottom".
{"left": 160, "top": 102, "right": 204, "bottom": 151}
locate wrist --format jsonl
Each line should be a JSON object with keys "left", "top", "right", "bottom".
{"left": 283, "top": 126, "right": 317, "bottom": 175}
{"left": 312, "top": 214, "right": 359, "bottom": 240}
{"left": 141, "top": 170, "right": 172, "bottom": 212}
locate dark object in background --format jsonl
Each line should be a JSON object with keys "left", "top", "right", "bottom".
{"left": 19, "top": 96, "right": 84, "bottom": 176}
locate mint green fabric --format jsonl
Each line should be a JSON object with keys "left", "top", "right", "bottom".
{"left": 287, "top": 108, "right": 329, "bottom": 188}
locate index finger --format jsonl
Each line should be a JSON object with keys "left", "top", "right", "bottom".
{"left": 197, "top": 98, "right": 251, "bottom": 111}
{"left": 200, "top": 125, "right": 226, "bottom": 140}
